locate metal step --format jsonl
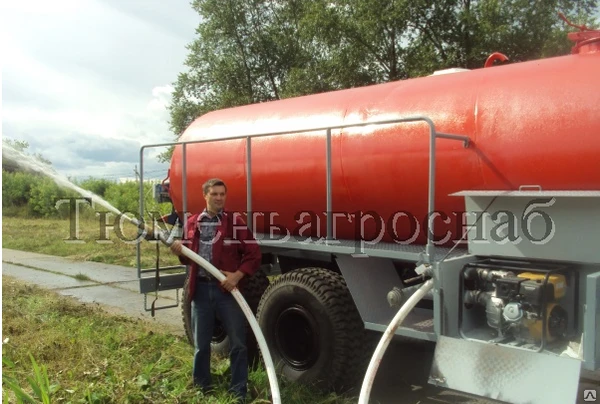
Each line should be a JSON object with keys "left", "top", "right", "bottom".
{"left": 139, "top": 272, "right": 187, "bottom": 294}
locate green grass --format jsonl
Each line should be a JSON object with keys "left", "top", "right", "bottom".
{"left": 2, "top": 216, "right": 181, "bottom": 269}
{"left": 74, "top": 273, "right": 92, "bottom": 281}
{"left": 2, "top": 277, "right": 356, "bottom": 403}
{"left": 1, "top": 214, "right": 357, "bottom": 403}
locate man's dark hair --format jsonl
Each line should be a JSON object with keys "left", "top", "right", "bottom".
{"left": 203, "top": 178, "right": 227, "bottom": 195}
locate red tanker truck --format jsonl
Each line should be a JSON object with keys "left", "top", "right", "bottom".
{"left": 138, "top": 21, "right": 600, "bottom": 404}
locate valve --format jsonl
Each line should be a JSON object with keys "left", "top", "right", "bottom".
{"left": 484, "top": 52, "right": 509, "bottom": 68}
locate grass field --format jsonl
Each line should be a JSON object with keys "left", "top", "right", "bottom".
{"left": 2, "top": 215, "right": 180, "bottom": 269}
{"left": 1, "top": 216, "right": 356, "bottom": 403}
{"left": 2, "top": 277, "right": 357, "bottom": 403}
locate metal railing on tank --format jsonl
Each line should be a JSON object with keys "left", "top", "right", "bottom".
{"left": 136, "top": 115, "right": 470, "bottom": 308}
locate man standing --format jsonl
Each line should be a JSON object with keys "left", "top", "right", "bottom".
{"left": 170, "top": 178, "right": 261, "bottom": 403}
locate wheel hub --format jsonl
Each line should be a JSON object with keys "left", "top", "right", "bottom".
{"left": 274, "top": 305, "right": 320, "bottom": 371}
{"left": 212, "top": 318, "right": 227, "bottom": 343}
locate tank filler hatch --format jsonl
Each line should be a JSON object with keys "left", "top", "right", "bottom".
{"left": 560, "top": 12, "right": 600, "bottom": 54}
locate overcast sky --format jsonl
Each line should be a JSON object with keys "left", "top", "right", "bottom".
{"left": 1, "top": 0, "right": 200, "bottom": 181}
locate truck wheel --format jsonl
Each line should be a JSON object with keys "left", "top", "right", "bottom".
{"left": 182, "top": 269, "right": 270, "bottom": 367}
{"left": 209, "top": 318, "right": 229, "bottom": 357}
{"left": 256, "top": 267, "right": 369, "bottom": 393}
{"left": 240, "top": 268, "right": 270, "bottom": 368}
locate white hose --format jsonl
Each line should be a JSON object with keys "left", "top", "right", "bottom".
{"left": 177, "top": 244, "right": 281, "bottom": 404}
{"left": 358, "top": 279, "right": 434, "bottom": 404}
{"left": 147, "top": 226, "right": 280, "bottom": 402}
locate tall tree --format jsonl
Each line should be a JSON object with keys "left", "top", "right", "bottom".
{"left": 168, "top": 0, "right": 309, "bottom": 139}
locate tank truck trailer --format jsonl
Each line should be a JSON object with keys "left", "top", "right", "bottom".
{"left": 136, "top": 20, "right": 600, "bottom": 404}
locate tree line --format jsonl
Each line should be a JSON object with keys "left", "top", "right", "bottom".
{"left": 2, "top": 141, "right": 169, "bottom": 219}
{"left": 2, "top": 171, "right": 169, "bottom": 219}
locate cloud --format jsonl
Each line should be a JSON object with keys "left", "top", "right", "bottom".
{"left": 101, "top": 0, "right": 200, "bottom": 41}
{"left": 1, "top": 0, "right": 199, "bottom": 181}
{"left": 148, "top": 85, "right": 175, "bottom": 113}
{"left": 3, "top": 121, "right": 170, "bottom": 182}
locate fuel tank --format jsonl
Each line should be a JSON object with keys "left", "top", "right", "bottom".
{"left": 168, "top": 32, "right": 600, "bottom": 245}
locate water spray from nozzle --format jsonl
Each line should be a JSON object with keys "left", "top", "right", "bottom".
{"left": 3, "top": 140, "right": 124, "bottom": 216}
{"left": 1, "top": 140, "right": 161, "bottom": 239}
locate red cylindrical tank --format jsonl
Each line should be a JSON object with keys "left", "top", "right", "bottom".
{"left": 168, "top": 38, "right": 600, "bottom": 245}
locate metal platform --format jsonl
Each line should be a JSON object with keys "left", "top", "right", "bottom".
{"left": 254, "top": 232, "right": 468, "bottom": 262}
{"left": 452, "top": 190, "right": 600, "bottom": 197}
{"left": 429, "top": 336, "right": 582, "bottom": 404}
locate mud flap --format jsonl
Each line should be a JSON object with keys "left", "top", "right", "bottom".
{"left": 429, "top": 336, "right": 582, "bottom": 404}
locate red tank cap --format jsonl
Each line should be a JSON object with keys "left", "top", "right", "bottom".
{"left": 560, "top": 12, "right": 600, "bottom": 54}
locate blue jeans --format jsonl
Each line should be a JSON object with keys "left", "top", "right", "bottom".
{"left": 191, "top": 282, "right": 248, "bottom": 399}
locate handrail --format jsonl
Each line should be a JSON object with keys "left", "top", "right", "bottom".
{"left": 140, "top": 116, "right": 469, "bottom": 149}
{"left": 326, "top": 128, "right": 333, "bottom": 241}
{"left": 138, "top": 114, "right": 470, "bottom": 269}
{"left": 246, "top": 137, "right": 253, "bottom": 231}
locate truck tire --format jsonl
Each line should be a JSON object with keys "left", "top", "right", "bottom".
{"left": 256, "top": 267, "right": 370, "bottom": 393}
{"left": 182, "top": 269, "right": 270, "bottom": 366}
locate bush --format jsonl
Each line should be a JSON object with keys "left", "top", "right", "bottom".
{"left": 77, "top": 178, "right": 113, "bottom": 198}
{"left": 2, "top": 170, "right": 171, "bottom": 220}
{"left": 104, "top": 181, "right": 142, "bottom": 215}
{"left": 3, "top": 170, "right": 87, "bottom": 218}
{"left": 103, "top": 181, "right": 171, "bottom": 218}
{"left": 2, "top": 171, "right": 39, "bottom": 208}
{"left": 28, "top": 177, "right": 71, "bottom": 218}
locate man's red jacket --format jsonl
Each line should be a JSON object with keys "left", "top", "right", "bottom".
{"left": 178, "top": 211, "right": 261, "bottom": 299}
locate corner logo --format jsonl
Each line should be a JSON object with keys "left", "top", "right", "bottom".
{"left": 584, "top": 389, "right": 597, "bottom": 402}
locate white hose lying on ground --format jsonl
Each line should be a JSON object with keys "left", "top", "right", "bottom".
{"left": 358, "top": 279, "right": 435, "bottom": 404}
{"left": 169, "top": 240, "right": 281, "bottom": 404}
